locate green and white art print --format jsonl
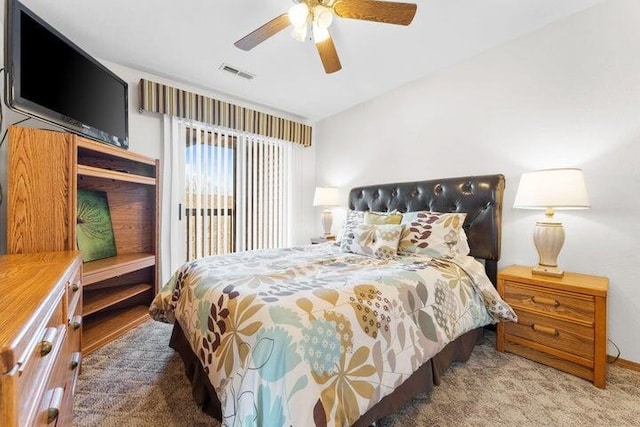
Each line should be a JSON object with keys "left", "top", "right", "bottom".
{"left": 76, "top": 189, "right": 117, "bottom": 262}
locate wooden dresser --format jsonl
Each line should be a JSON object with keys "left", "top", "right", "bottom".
{"left": 0, "top": 252, "right": 82, "bottom": 426}
{"left": 496, "top": 265, "right": 608, "bottom": 388}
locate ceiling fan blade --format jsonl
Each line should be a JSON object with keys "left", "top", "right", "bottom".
{"left": 316, "top": 34, "right": 342, "bottom": 74}
{"left": 234, "top": 13, "right": 291, "bottom": 51}
{"left": 333, "top": 0, "right": 417, "bottom": 26}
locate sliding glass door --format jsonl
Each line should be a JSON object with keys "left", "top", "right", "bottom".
{"left": 181, "top": 123, "right": 292, "bottom": 262}
{"left": 184, "top": 127, "right": 236, "bottom": 261}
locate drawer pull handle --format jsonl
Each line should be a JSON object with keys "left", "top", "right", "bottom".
{"left": 72, "top": 315, "right": 83, "bottom": 330}
{"left": 531, "top": 324, "right": 560, "bottom": 337}
{"left": 72, "top": 283, "right": 80, "bottom": 292}
{"left": 47, "top": 387, "right": 65, "bottom": 423}
{"left": 40, "top": 327, "right": 58, "bottom": 357}
{"left": 71, "top": 352, "right": 82, "bottom": 370}
{"left": 531, "top": 296, "right": 560, "bottom": 308}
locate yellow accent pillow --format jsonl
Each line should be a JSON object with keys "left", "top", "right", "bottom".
{"left": 364, "top": 211, "right": 403, "bottom": 225}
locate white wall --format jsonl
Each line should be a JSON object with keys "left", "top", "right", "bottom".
{"left": 316, "top": 0, "right": 640, "bottom": 364}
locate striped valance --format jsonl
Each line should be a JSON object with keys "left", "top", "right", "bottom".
{"left": 139, "top": 79, "right": 312, "bottom": 147}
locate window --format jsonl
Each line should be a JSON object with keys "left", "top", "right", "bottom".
{"left": 184, "top": 129, "right": 236, "bottom": 260}
{"left": 180, "top": 122, "right": 292, "bottom": 262}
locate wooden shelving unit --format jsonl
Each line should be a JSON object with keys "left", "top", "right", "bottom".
{"left": 7, "top": 126, "right": 159, "bottom": 354}
{"left": 83, "top": 253, "right": 156, "bottom": 285}
{"left": 77, "top": 164, "right": 157, "bottom": 185}
{"left": 83, "top": 305, "right": 150, "bottom": 354}
{"left": 84, "top": 283, "right": 153, "bottom": 316}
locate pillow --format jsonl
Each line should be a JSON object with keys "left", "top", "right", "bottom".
{"left": 339, "top": 209, "right": 400, "bottom": 246}
{"left": 341, "top": 224, "right": 403, "bottom": 259}
{"left": 339, "top": 210, "right": 365, "bottom": 250}
{"left": 398, "top": 211, "right": 468, "bottom": 257}
{"left": 457, "top": 226, "right": 471, "bottom": 256}
{"left": 364, "top": 211, "right": 403, "bottom": 225}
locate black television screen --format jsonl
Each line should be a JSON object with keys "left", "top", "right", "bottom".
{"left": 5, "top": 0, "right": 128, "bottom": 148}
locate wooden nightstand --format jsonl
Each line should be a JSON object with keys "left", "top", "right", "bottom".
{"left": 496, "top": 265, "right": 608, "bottom": 388}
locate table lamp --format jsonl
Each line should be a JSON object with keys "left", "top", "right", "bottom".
{"left": 513, "top": 168, "right": 590, "bottom": 277}
{"left": 313, "top": 187, "right": 340, "bottom": 238}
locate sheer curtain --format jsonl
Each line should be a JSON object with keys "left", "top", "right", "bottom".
{"left": 161, "top": 116, "right": 297, "bottom": 283}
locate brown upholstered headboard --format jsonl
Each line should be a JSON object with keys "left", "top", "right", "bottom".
{"left": 348, "top": 174, "right": 505, "bottom": 285}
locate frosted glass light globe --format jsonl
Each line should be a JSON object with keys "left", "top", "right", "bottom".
{"left": 288, "top": 3, "right": 310, "bottom": 27}
{"left": 291, "top": 24, "right": 308, "bottom": 42}
{"left": 314, "top": 5, "right": 333, "bottom": 30}
{"left": 312, "top": 22, "right": 330, "bottom": 43}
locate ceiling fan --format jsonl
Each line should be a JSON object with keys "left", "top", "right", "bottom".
{"left": 234, "top": 0, "right": 418, "bottom": 74}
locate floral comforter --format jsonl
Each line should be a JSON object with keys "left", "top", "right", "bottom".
{"left": 150, "top": 243, "right": 516, "bottom": 427}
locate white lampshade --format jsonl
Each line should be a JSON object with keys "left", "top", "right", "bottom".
{"left": 313, "top": 187, "right": 340, "bottom": 207}
{"left": 514, "top": 168, "right": 590, "bottom": 278}
{"left": 513, "top": 168, "right": 590, "bottom": 210}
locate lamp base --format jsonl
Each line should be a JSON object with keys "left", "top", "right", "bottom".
{"left": 532, "top": 265, "right": 564, "bottom": 278}
{"left": 532, "top": 219, "right": 565, "bottom": 278}
{"left": 321, "top": 209, "right": 333, "bottom": 236}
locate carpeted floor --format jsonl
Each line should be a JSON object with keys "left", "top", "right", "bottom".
{"left": 73, "top": 320, "right": 640, "bottom": 427}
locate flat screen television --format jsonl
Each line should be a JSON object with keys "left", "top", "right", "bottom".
{"left": 4, "top": 0, "right": 129, "bottom": 148}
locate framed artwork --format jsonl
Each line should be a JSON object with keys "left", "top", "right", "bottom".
{"left": 76, "top": 189, "right": 117, "bottom": 262}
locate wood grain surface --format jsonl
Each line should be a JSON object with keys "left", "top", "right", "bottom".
{"left": 7, "top": 126, "right": 159, "bottom": 355}
{"left": 497, "top": 265, "right": 608, "bottom": 388}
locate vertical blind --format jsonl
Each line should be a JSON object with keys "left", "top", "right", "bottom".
{"left": 185, "top": 125, "right": 235, "bottom": 259}
{"left": 182, "top": 120, "right": 292, "bottom": 261}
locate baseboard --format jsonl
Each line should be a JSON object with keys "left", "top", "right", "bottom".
{"left": 609, "top": 355, "right": 640, "bottom": 372}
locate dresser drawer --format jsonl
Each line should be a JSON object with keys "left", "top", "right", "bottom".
{"left": 503, "top": 281, "right": 594, "bottom": 324}
{"left": 505, "top": 309, "right": 594, "bottom": 359}
{"left": 13, "top": 299, "right": 66, "bottom": 426}
{"left": 66, "top": 268, "right": 82, "bottom": 322}
{"left": 65, "top": 298, "right": 83, "bottom": 396}
{"left": 32, "top": 381, "right": 66, "bottom": 427}
{"left": 1, "top": 252, "right": 83, "bottom": 427}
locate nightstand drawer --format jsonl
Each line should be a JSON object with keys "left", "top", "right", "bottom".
{"left": 505, "top": 310, "right": 594, "bottom": 359}
{"left": 504, "top": 340, "right": 594, "bottom": 382}
{"left": 503, "top": 281, "right": 594, "bottom": 324}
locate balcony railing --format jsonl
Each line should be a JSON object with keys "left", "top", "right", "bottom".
{"left": 183, "top": 194, "right": 235, "bottom": 261}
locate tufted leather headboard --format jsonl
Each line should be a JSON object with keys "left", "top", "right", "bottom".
{"left": 348, "top": 174, "right": 505, "bottom": 285}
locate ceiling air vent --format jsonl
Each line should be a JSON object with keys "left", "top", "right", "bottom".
{"left": 219, "top": 63, "right": 255, "bottom": 80}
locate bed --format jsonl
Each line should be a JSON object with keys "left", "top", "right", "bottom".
{"left": 150, "top": 174, "right": 516, "bottom": 426}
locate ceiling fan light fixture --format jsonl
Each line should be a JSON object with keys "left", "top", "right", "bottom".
{"left": 291, "top": 24, "right": 308, "bottom": 42}
{"left": 234, "top": 0, "right": 418, "bottom": 74}
{"left": 313, "top": 5, "right": 333, "bottom": 30}
{"left": 312, "top": 22, "right": 330, "bottom": 43}
{"left": 288, "top": 3, "right": 310, "bottom": 27}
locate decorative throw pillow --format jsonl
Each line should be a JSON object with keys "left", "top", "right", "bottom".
{"left": 339, "top": 210, "right": 365, "bottom": 250}
{"left": 342, "top": 224, "right": 403, "bottom": 259}
{"left": 457, "top": 226, "right": 471, "bottom": 256}
{"left": 364, "top": 211, "right": 403, "bottom": 225}
{"left": 398, "top": 211, "right": 468, "bottom": 257}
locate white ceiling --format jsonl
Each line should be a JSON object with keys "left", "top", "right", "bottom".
{"left": 18, "top": 0, "right": 604, "bottom": 122}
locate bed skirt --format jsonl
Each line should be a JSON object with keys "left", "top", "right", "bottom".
{"left": 169, "top": 321, "right": 484, "bottom": 426}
